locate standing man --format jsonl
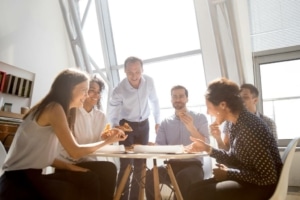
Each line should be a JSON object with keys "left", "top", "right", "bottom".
{"left": 211, "top": 83, "right": 277, "bottom": 150}
{"left": 108, "top": 56, "right": 160, "bottom": 200}
{"left": 145, "top": 85, "right": 209, "bottom": 200}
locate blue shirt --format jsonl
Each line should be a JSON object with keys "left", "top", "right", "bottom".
{"left": 156, "top": 110, "right": 209, "bottom": 162}
{"left": 108, "top": 74, "right": 160, "bottom": 126}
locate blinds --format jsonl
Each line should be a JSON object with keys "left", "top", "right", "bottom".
{"left": 248, "top": 0, "right": 300, "bottom": 52}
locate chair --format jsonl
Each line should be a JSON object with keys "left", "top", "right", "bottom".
{"left": 269, "top": 137, "right": 299, "bottom": 200}
{"left": 0, "top": 141, "right": 7, "bottom": 176}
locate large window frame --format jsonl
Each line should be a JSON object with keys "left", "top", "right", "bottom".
{"left": 253, "top": 45, "right": 300, "bottom": 146}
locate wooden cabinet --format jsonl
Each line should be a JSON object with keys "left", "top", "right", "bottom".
{"left": 0, "top": 111, "right": 23, "bottom": 151}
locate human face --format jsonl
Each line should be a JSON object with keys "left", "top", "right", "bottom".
{"left": 85, "top": 82, "right": 101, "bottom": 107}
{"left": 125, "top": 61, "right": 143, "bottom": 88}
{"left": 240, "top": 88, "right": 257, "bottom": 113}
{"left": 206, "top": 99, "right": 226, "bottom": 125}
{"left": 70, "top": 81, "right": 89, "bottom": 108}
{"left": 171, "top": 88, "right": 188, "bottom": 110}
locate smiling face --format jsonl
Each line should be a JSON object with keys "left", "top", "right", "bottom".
{"left": 171, "top": 88, "right": 188, "bottom": 111}
{"left": 205, "top": 99, "right": 227, "bottom": 125}
{"left": 125, "top": 61, "right": 143, "bottom": 88}
{"left": 70, "top": 80, "right": 89, "bottom": 108}
{"left": 85, "top": 81, "right": 101, "bottom": 107}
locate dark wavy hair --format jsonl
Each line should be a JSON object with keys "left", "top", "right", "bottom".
{"left": 205, "top": 77, "right": 243, "bottom": 114}
{"left": 25, "top": 68, "right": 89, "bottom": 120}
{"left": 90, "top": 75, "right": 105, "bottom": 110}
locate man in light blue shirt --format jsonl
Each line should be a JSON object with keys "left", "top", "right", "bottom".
{"left": 108, "top": 56, "right": 160, "bottom": 200}
{"left": 145, "top": 85, "right": 209, "bottom": 200}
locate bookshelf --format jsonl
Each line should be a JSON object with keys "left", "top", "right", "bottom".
{"left": 1, "top": 74, "right": 33, "bottom": 98}
{"left": 0, "top": 61, "right": 35, "bottom": 114}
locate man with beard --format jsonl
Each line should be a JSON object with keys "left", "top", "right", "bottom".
{"left": 145, "top": 85, "right": 209, "bottom": 200}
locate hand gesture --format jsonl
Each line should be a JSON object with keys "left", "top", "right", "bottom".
{"left": 104, "top": 128, "right": 127, "bottom": 144}
{"left": 177, "top": 111, "right": 194, "bottom": 130}
{"left": 185, "top": 136, "right": 211, "bottom": 153}
{"left": 210, "top": 121, "right": 221, "bottom": 139}
{"left": 213, "top": 163, "right": 228, "bottom": 181}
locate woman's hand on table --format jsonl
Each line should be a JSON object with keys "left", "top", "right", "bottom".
{"left": 184, "top": 136, "right": 212, "bottom": 153}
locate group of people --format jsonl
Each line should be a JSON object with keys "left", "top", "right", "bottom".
{"left": 0, "top": 55, "right": 282, "bottom": 200}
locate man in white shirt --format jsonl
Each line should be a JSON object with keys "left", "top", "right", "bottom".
{"left": 108, "top": 56, "right": 160, "bottom": 200}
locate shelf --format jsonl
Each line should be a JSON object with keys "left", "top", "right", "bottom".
{"left": 0, "top": 111, "right": 24, "bottom": 120}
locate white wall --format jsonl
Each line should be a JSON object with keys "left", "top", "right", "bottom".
{"left": 0, "top": 0, "right": 75, "bottom": 108}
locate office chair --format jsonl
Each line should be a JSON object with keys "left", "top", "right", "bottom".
{"left": 269, "top": 137, "right": 299, "bottom": 200}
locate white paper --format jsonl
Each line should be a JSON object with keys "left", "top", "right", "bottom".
{"left": 133, "top": 145, "right": 185, "bottom": 153}
{"left": 95, "top": 144, "right": 125, "bottom": 153}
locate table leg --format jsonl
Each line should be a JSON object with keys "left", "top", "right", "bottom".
{"left": 166, "top": 163, "right": 183, "bottom": 200}
{"left": 138, "top": 162, "right": 146, "bottom": 200}
{"left": 114, "top": 164, "right": 132, "bottom": 200}
{"left": 153, "top": 159, "right": 162, "bottom": 200}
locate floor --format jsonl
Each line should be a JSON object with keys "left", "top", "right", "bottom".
{"left": 286, "top": 186, "right": 300, "bottom": 200}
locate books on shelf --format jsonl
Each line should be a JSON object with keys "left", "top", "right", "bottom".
{"left": 0, "top": 71, "right": 6, "bottom": 92}
{"left": 1, "top": 73, "right": 33, "bottom": 98}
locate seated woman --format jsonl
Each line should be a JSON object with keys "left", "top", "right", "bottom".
{"left": 57, "top": 76, "right": 119, "bottom": 199}
{"left": 0, "top": 69, "right": 127, "bottom": 200}
{"left": 185, "top": 77, "right": 282, "bottom": 200}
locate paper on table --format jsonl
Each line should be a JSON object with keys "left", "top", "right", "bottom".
{"left": 95, "top": 144, "right": 125, "bottom": 153}
{"left": 133, "top": 145, "right": 185, "bottom": 154}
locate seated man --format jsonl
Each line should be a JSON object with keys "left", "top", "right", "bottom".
{"left": 211, "top": 83, "right": 278, "bottom": 150}
{"left": 145, "top": 85, "right": 210, "bottom": 200}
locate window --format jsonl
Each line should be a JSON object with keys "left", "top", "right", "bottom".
{"left": 254, "top": 47, "right": 300, "bottom": 143}
{"left": 109, "top": 0, "right": 207, "bottom": 141}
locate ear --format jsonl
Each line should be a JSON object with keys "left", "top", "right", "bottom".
{"left": 219, "top": 101, "right": 226, "bottom": 110}
{"left": 253, "top": 97, "right": 258, "bottom": 104}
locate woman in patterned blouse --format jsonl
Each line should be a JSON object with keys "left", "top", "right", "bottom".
{"left": 185, "top": 78, "right": 282, "bottom": 200}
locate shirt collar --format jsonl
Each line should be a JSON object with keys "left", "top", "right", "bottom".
{"left": 79, "top": 107, "right": 95, "bottom": 118}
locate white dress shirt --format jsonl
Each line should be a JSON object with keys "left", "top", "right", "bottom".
{"left": 108, "top": 74, "right": 160, "bottom": 126}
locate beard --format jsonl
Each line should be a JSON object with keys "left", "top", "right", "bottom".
{"left": 173, "top": 102, "right": 185, "bottom": 110}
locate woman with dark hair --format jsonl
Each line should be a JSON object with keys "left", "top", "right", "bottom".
{"left": 0, "top": 69, "right": 127, "bottom": 200}
{"left": 185, "top": 77, "right": 282, "bottom": 200}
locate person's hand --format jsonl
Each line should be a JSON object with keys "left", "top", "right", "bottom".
{"left": 178, "top": 111, "right": 195, "bottom": 131}
{"left": 104, "top": 128, "right": 127, "bottom": 144}
{"left": 210, "top": 121, "right": 221, "bottom": 139}
{"left": 155, "top": 124, "right": 160, "bottom": 134}
{"left": 213, "top": 163, "right": 228, "bottom": 181}
{"left": 185, "top": 137, "right": 211, "bottom": 153}
{"left": 148, "top": 142, "right": 156, "bottom": 145}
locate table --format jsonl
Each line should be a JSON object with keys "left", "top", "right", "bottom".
{"left": 92, "top": 151, "right": 207, "bottom": 200}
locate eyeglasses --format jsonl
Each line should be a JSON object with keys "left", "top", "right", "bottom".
{"left": 171, "top": 95, "right": 186, "bottom": 100}
{"left": 88, "top": 89, "right": 101, "bottom": 95}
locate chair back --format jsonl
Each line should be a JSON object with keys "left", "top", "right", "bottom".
{"left": 269, "top": 137, "right": 299, "bottom": 200}
{"left": 0, "top": 141, "right": 7, "bottom": 176}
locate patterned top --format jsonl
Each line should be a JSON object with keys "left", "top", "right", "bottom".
{"left": 211, "top": 109, "right": 282, "bottom": 186}
{"left": 223, "top": 111, "right": 277, "bottom": 142}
